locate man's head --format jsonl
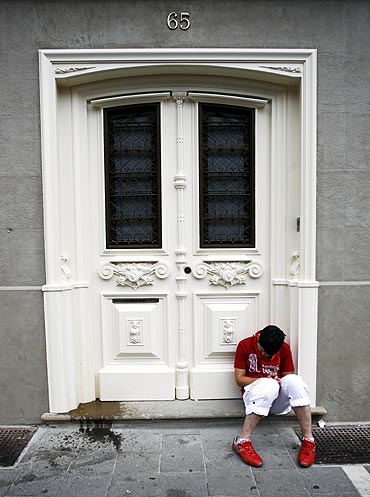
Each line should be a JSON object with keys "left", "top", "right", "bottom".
{"left": 258, "top": 325, "right": 286, "bottom": 358}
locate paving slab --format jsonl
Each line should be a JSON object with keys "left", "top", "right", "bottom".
{"left": 160, "top": 434, "right": 204, "bottom": 473}
{"left": 115, "top": 450, "right": 160, "bottom": 475}
{"left": 205, "top": 450, "right": 256, "bottom": 497}
{"left": 6, "top": 464, "right": 66, "bottom": 497}
{"left": 251, "top": 433, "right": 297, "bottom": 470}
{"left": 252, "top": 469, "right": 312, "bottom": 497}
{"left": 0, "top": 419, "right": 366, "bottom": 497}
{"left": 158, "top": 472, "right": 208, "bottom": 497}
{"left": 0, "top": 470, "right": 20, "bottom": 497}
{"left": 108, "top": 471, "right": 159, "bottom": 497}
{"left": 306, "top": 494, "right": 364, "bottom": 497}
{"left": 119, "top": 429, "right": 161, "bottom": 454}
{"left": 300, "top": 466, "right": 362, "bottom": 494}
{"left": 58, "top": 466, "right": 114, "bottom": 497}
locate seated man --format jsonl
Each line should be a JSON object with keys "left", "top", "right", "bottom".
{"left": 232, "top": 325, "right": 316, "bottom": 468}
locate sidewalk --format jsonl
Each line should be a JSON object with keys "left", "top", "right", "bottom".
{"left": 0, "top": 418, "right": 368, "bottom": 497}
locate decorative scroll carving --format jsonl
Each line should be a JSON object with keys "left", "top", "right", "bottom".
{"left": 193, "top": 261, "right": 263, "bottom": 288}
{"left": 290, "top": 251, "right": 300, "bottom": 278}
{"left": 98, "top": 261, "right": 169, "bottom": 289}
{"left": 222, "top": 319, "right": 235, "bottom": 344}
{"left": 55, "top": 66, "right": 95, "bottom": 74}
{"left": 259, "top": 65, "right": 301, "bottom": 74}
{"left": 61, "top": 255, "right": 72, "bottom": 279}
{"left": 128, "top": 320, "right": 142, "bottom": 344}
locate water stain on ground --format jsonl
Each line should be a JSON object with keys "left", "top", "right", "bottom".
{"left": 78, "top": 420, "right": 122, "bottom": 452}
{"left": 69, "top": 400, "right": 123, "bottom": 419}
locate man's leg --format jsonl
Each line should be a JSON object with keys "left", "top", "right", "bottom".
{"left": 276, "top": 375, "right": 316, "bottom": 467}
{"left": 233, "top": 378, "right": 280, "bottom": 467}
{"left": 240, "top": 412, "right": 263, "bottom": 438}
{"left": 293, "top": 405, "right": 313, "bottom": 439}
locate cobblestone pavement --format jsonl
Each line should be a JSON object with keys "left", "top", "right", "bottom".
{"left": 0, "top": 418, "right": 369, "bottom": 497}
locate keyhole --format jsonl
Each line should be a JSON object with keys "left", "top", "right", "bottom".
{"left": 184, "top": 266, "right": 192, "bottom": 274}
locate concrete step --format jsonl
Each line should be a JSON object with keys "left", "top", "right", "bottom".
{"left": 41, "top": 399, "right": 327, "bottom": 422}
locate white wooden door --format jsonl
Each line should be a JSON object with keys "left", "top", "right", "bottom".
{"left": 92, "top": 91, "right": 271, "bottom": 401}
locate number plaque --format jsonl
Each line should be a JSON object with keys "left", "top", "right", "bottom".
{"left": 167, "top": 12, "right": 191, "bottom": 30}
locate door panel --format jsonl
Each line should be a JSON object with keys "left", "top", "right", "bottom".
{"left": 99, "top": 295, "right": 175, "bottom": 400}
{"left": 190, "top": 294, "right": 260, "bottom": 399}
{"left": 95, "top": 91, "right": 270, "bottom": 401}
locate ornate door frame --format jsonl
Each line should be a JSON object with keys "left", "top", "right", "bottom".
{"left": 39, "top": 48, "right": 318, "bottom": 413}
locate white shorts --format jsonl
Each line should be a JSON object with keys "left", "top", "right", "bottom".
{"left": 242, "top": 374, "right": 310, "bottom": 416}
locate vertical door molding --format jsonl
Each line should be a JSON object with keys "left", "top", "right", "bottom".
{"left": 172, "top": 91, "right": 190, "bottom": 399}
{"left": 290, "top": 50, "right": 318, "bottom": 404}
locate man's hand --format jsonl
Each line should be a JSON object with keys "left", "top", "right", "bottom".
{"left": 267, "top": 374, "right": 281, "bottom": 383}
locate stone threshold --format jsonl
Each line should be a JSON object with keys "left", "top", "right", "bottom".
{"left": 41, "top": 399, "right": 327, "bottom": 422}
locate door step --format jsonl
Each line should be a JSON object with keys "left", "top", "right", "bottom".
{"left": 41, "top": 399, "right": 327, "bottom": 422}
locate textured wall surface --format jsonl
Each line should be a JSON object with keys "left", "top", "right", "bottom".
{"left": 1, "top": 0, "right": 370, "bottom": 422}
{"left": 0, "top": 291, "right": 47, "bottom": 423}
{"left": 317, "top": 286, "right": 370, "bottom": 421}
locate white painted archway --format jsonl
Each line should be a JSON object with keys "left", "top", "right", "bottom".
{"left": 39, "top": 49, "right": 318, "bottom": 413}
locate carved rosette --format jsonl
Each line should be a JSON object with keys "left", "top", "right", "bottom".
{"left": 98, "top": 261, "right": 169, "bottom": 290}
{"left": 193, "top": 261, "right": 263, "bottom": 289}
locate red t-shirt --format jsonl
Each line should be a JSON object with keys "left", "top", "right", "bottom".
{"left": 234, "top": 331, "right": 294, "bottom": 379}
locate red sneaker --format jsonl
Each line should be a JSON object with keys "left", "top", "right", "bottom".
{"left": 232, "top": 437, "right": 263, "bottom": 467}
{"left": 298, "top": 438, "right": 316, "bottom": 467}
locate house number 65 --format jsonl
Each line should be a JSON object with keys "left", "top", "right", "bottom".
{"left": 167, "top": 12, "right": 191, "bottom": 30}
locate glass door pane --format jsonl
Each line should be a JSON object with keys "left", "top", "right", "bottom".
{"left": 199, "top": 103, "right": 255, "bottom": 248}
{"left": 104, "top": 103, "right": 162, "bottom": 248}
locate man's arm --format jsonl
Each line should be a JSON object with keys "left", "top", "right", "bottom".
{"left": 234, "top": 368, "right": 260, "bottom": 387}
{"left": 235, "top": 368, "right": 294, "bottom": 386}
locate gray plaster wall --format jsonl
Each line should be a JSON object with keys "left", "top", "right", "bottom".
{"left": 0, "top": 291, "right": 47, "bottom": 423}
{"left": 0, "top": 0, "right": 369, "bottom": 422}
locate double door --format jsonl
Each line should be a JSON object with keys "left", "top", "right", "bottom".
{"left": 93, "top": 91, "right": 271, "bottom": 400}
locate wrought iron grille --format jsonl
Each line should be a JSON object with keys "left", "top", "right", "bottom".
{"left": 295, "top": 426, "right": 370, "bottom": 464}
{"left": 199, "top": 104, "right": 255, "bottom": 248}
{"left": 104, "top": 104, "right": 161, "bottom": 248}
{"left": 0, "top": 427, "right": 36, "bottom": 467}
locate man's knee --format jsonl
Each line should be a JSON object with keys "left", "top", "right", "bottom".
{"left": 259, "top": 377, "right": 280, "bottom": 400}
{"left": 280, "top": 374, "right": 305, "bottom": 390}
{"left": 280, "top": 374, "right": 310, "bottom": 405}
{"left": 281, "top": 373, "right": 297, "bottom": 385}
{"left": 243, "top": 378, "right": 280, "bottom": 416}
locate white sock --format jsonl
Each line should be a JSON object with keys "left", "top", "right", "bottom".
{"left": 303, "top": 436, "right": 315, "bottom": 442}
{"left": 237, "top": 436, "right": 251, "bottom": 443}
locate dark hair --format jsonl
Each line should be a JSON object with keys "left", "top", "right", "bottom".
{"left": 258, "top": 325, "right": 286, "bottom": 356}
